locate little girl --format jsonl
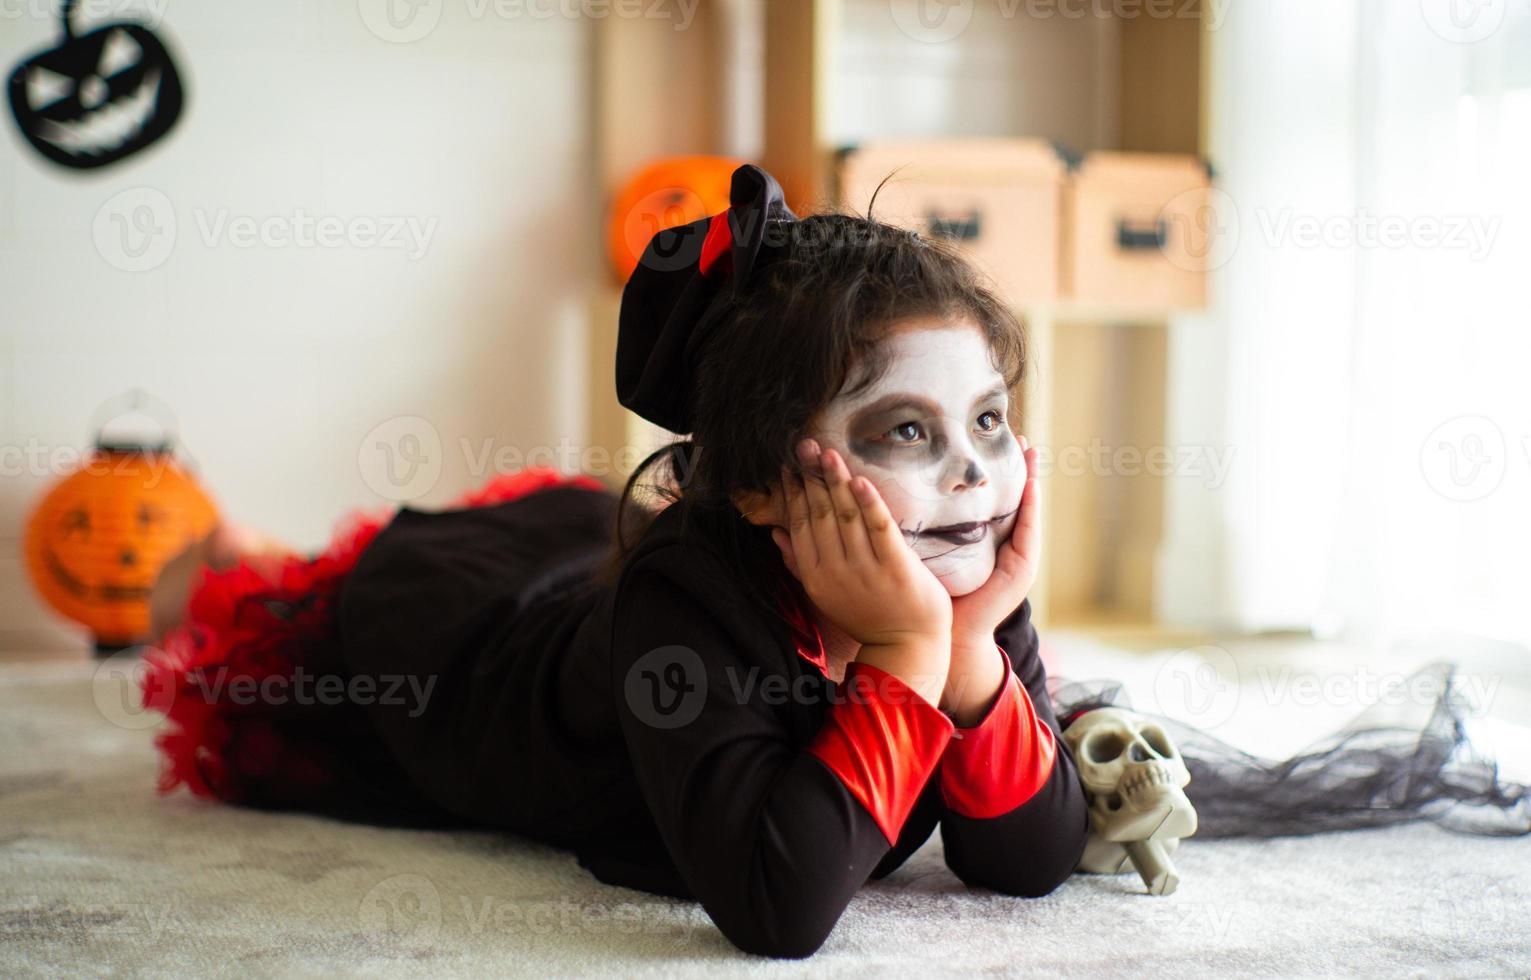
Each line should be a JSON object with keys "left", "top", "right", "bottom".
{"left": 143, "top": 164, "right": 1090, "bottom": 959}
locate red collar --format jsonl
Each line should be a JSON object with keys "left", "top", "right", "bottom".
{"left": 773, "top": 582, "right": 828, "bottom": 677}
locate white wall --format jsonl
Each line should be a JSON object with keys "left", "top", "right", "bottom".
{"left": 712, "top": 0, "right": 1118, "bottom": 177}
{"left": 1, "top": 1, "right": 594, "bottom": 648}
{"left": 831, "top": 0, "right": 1118, "bottom": 155}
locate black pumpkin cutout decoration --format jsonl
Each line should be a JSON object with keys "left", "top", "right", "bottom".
{"left": 7, "top": 0, "right": 184, "bottom": 170}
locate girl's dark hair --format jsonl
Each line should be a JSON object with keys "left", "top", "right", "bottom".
{"left": 596, "top": 202, "right": 1027, "bottom": 629}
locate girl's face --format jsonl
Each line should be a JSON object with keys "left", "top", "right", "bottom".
{"left": 808, "top": 319, "right": 1025, "bottom": 596}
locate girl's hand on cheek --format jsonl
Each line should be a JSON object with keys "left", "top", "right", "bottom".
{"left": 771, "top": 439, "right": 952, "bottom": 706}
{"left": 949, "top": 439, "right": 1041, "bottom": 650}
{"left": 941, "top": 439, "right": 1040, "bottom": 724}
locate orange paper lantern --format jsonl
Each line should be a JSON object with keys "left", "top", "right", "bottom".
{"left": 607, "top": 155, "right": 742, "bottom": 283}
{"left": 23, "top": 399, "right": 217, "bottom": 652}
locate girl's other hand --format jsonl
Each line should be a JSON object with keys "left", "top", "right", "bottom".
{"left": 949, "top": 438, "right": 1042, "bottom": 649}
{"left": 941, "top": 438, "right": 1040, "bottom": 724}
{"left": 772, "top": 439, "right": 952, "bottom": 705}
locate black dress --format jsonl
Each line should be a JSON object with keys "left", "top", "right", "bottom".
{"left": 146, "top": 472, "right": 1090, "bottom": 959}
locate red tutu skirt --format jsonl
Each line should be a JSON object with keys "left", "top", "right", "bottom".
{"left": 140, "top": 468, "right": 606, "bottom": 814}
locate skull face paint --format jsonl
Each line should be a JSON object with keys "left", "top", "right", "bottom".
{"left": 809, "top": 319, "right": 1025, "bottom": 596}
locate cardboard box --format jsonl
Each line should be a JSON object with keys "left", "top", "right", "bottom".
{"left": 837, "top": 139, "right": 1069, "bottom": 307}
{"left": 1063, "top": 152, "right": 1212, "bottom": 309}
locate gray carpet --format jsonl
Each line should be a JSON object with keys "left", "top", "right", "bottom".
{"left": 2, "top": 646, "right": 1529, "bottom": 978}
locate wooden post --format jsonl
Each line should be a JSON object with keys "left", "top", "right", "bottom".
{"left": 593, "top": 1, "right": 725, "bottom": 198}
{"left": 588, "top": 4, "right": 727, "bottom": 483}
{"left": 763, "top": 0, "right": 835, "bottom": 213}
{"left": 1116, "top": 2, "right": 1204, "bottom": 154}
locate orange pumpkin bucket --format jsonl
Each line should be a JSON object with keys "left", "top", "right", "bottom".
{"left": 22, "top": 392, "right": 218, "bottom": 653}
{"left": 606, "top": 155, "right": 742, "bottom": 283}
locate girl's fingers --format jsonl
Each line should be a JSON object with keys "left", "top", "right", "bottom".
{"left": 770, "top": 526, "right": 800, "bottom": 579}
{"left": 797, "top": 439, "right": 845, "bottom": 561}
{"left": 1013, "top": 445, "right": 1042, "bottom": 572}
{"left": 822, "top": 449, "right": 874, "bottom": 564}
{"left": 781, "top": 463, "right": 819, "bottom": 570}
{"left": 851, "top": 473, "right": 905, "bottom": 564}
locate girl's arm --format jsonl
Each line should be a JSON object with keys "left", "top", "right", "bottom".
{"left": 935, "top": 598, "right": 1091, "bottom": 895}
{"left": 611, "top": 548, "right": 953, "bottom": 959}
{"left": 612, "top": 441, "right": 960, "bottom": 958}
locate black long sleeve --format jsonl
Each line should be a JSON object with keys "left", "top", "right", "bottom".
{"left": 937, "top": 599, "right": 1091, "bottom": 895}
{"left": 608, "top": 540, "right": 955, "bottom": 958}
{"left": 325, "top": 482, "right": 1088, "bottom": 958}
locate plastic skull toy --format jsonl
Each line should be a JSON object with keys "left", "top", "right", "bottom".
{"left": 1063, "top": 707, "right": 1198, "bottom": 894}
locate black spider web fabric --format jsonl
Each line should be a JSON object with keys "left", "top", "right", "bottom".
{"left": 1049, "top": 662, "right": 1530, "bottom": 838}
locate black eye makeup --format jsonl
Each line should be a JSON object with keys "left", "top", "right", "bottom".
{"left": 845, "top": 384, "right": 1011, "bottom": 460}
{"left": 844, "top": 395, "right": 938, "bottom": 463}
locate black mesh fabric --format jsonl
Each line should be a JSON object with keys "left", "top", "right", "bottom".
{"left": 1050, "top": 662, "right": 1530, "bottom": 838}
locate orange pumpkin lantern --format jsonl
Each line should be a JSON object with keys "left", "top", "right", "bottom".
{"left": 607, "top": 155, "right": 742, "bottom": 283}
{"left": 23, "top": 398, "right": 217, "bottom": 653}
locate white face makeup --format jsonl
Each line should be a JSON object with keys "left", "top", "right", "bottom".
{"left": 810, "top": 319, "right": 1026, "bottom": 596}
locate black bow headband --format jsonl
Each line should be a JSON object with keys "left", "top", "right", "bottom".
{"left": 616, "top": 163, "right": 798, "bottom": 434}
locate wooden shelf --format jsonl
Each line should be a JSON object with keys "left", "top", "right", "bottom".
{"left": 587, "top": 1, "right": 1219, "bottom": 629}
{"left": 1022, "top": 302, "right": 1202, "bottom": 328}
{"left": 1017, "top": 303, "right": 1182, "bottom": 632}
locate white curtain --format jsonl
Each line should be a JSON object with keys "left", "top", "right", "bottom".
{"left": 1336, "top": 0, "right": 1531, "bottom": 645}
{"left": 1193, "top": 0, "right": 1531, "bottom": 645}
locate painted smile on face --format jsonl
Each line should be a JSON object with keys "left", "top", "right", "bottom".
{"left": 810, "top": 319, "right": 1026, "bottom": 596}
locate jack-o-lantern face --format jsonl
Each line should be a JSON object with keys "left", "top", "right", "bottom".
{"left": 607, "top": 156, "right": 741, "bottom": 282}
{"left": 7, "top": 11, "right": 184, "bottom": 170}
{"left": 24, "top": 450, "right": 216, "bottom": 646}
